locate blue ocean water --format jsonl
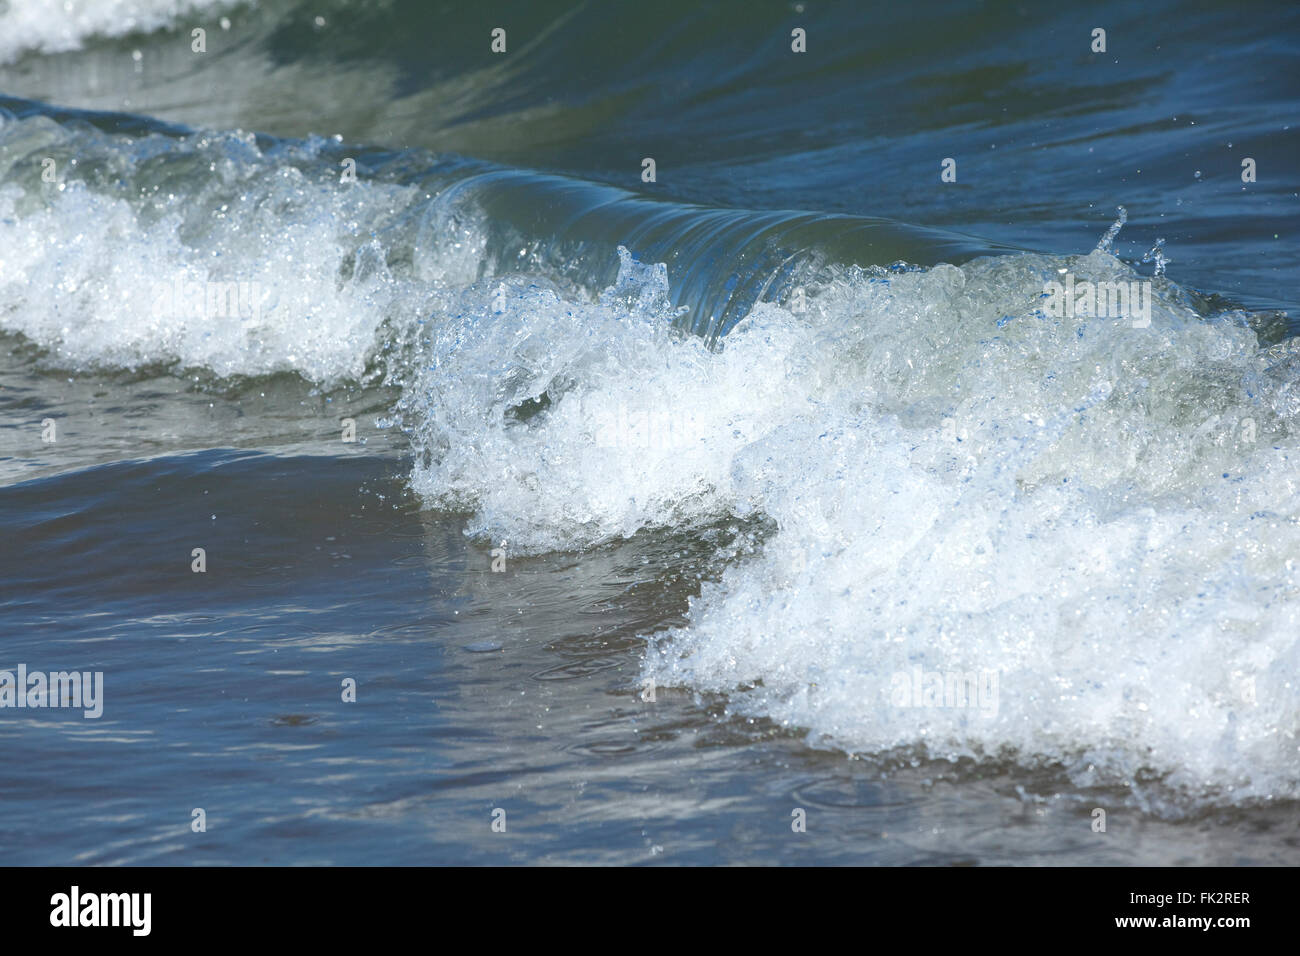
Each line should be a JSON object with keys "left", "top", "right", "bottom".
{"left": 0, "top": 0, "right": 1298, "bottom": 864}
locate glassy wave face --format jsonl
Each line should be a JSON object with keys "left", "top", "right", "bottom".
{"left": 1, "top": 0, "right": 1298, "bottom": 842}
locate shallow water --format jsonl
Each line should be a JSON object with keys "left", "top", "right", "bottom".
{"left": 1, "top": 0, "right": 1298, "bottom": 865}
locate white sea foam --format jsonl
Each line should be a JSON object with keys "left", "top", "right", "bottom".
{"left": 0, "top": 0, "right": 239, "bottom": 64}
{"left": 400, "top": 246, "right": 1300, "bottom": 811}
{"left": 0, "top": 122, "right": 433, "bottom": 382}
{"left": 394, "top": 249, "right": 818, "bottom": 552}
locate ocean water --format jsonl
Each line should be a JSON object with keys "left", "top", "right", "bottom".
{"left": 1, "top": 0, "right": 1298, "bottom": 865}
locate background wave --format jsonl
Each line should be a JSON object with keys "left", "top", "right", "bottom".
{"left": 3, "top": 0, "right": 1296, "bottom": 314}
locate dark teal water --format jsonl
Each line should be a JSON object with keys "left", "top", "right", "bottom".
{"left": 1, "top": 0, "right": 1298, "bottom": 865}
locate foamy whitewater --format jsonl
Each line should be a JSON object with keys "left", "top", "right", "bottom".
{"left": 0, "top": 0, "right": 241, "bottom": 64}
{"left": 1, "top": 107, "right": 1297, "bottom": 817}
